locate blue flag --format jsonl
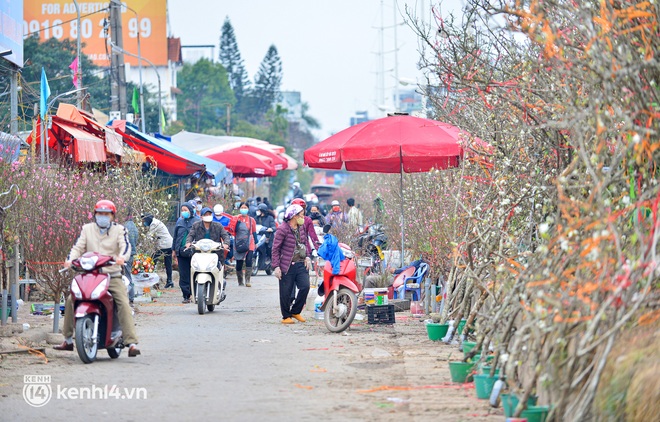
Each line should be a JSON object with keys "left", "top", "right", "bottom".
{"left": 40, "top": 67, "right": 51, "bottom": 119}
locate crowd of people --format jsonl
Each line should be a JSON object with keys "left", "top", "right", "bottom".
{"left": 53, "top": 183, "right": 400, "bottom": 356}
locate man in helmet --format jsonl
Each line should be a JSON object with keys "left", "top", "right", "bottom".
{"left": 55, "top": 200, "right": 141, "bottom": 357}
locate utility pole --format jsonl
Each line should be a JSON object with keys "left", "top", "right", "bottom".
{"left": 109, "top": 0, "right": 127, "bottom": 117}
{"left": 10, "top": 65, "right": 18, "bottom": 135}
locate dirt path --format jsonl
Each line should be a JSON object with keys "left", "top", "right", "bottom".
{"left": 1, "top": 273, "right": 504, "bottom": 421}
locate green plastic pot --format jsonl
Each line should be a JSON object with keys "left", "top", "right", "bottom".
{"left": 473, "top": 374, "right": 498, "bottom": 399}
{"left": 480, "top": 365, "right": 500, "bottom": 377}
{"left": 426, "top": 323, "right": 449, "bottom": 341}
{"left": 462, "top": 341, "right": 478, "bottom": 354}
{"left": 521, "top": 405, "right": 550, "bottom": 422}
{"left": 501, "top": 393, "right": 539, "bottom": 417}
{"left": 448, "top": 361, "right": 475, "bottom": 383}
{"left": 456, "top": 319, "right": 467, "bottom": 333}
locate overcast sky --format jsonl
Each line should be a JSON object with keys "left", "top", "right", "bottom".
{"left": 167, "top": 0, "right": 464, "bottom": 140}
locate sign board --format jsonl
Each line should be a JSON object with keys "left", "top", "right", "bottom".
{"left": 23, "top": 0, "right": 167, "bottom": 66}
{"left": 0, "top": 0, "right": 24, "bottom": 67}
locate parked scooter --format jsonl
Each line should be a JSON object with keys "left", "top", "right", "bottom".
{"left": 61, "top": 252, "right": 126, "bottom": 364}
{"left": 356, "top": 223, "right": 388, "bottom": 275}
{"left": 318, "top": 225, "right": 362, "bottom": 333}
{"left": 252, "top": 224, "right": 273, "bottom": 276}
{"left": 190, "top": 239, "right": 226, "bottom": 315}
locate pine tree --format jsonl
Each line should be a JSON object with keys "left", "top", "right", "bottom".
{"left": 247, "top": 45, "right": 283, "bottom": 123}
{"left": 219, "top": 18, "right": 249, "bottom": 110}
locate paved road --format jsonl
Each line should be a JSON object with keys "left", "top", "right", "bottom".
{"left": 1, "top": 274, "right": 499, "bottom": 421}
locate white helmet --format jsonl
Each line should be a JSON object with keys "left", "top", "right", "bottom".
{"left": 213, "top": 204, "right": 223, "bottom": 215}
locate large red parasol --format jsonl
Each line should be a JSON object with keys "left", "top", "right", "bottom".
{"left": 220, "top": 145, "right": 289, "bottom": 171}
{"left": 202, "top": 149, "right": 277, "bottom": 178}
{"left": 304, "top": 113, "right": 484, "bottom": 173}
{"left": 304, "top": 113, "right": 488, "bottom": 263}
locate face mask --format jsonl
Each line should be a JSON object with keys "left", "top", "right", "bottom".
{"left": 296, "top": 217, "right": 305, "bottom": 225}
{"left": 181, "top": 211, "right": 191, "bottom": 219}
{"left": 332, "top": 206, "right": 341, "bottom": 212}
{"left": 239, "top": 209, "right": 249, "bottom": 215}
{"left": 143, "top": 221, "right": 150, "bottom": 227}
{"left": 202, "top": 215, "right": 213, "bottom": 222}
{"left": 311, "top": 212, "right": 320, "bottom": 217}
{"left": 95, "top": 215, "right": 111, "bottom": 228}
{"left": 196, "top": 204, "right": 202, "bottom": 211}
{"left": 256, "top": 211, "right": 261, "bottom": 216}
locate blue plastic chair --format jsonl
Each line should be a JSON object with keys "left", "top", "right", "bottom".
{"left": 400, "top": 262, "right": 429, "bottom": 301}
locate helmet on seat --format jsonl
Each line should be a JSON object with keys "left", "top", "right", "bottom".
{"left": 94, "top": 200, "right": 116, "bottom": 214}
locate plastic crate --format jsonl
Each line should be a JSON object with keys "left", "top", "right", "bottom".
{"left": 367, "top": 304, "right": 395, "bottom": 324}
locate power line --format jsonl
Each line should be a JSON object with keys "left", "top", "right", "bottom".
{"left": 24, "top": 8, "right": 109, "bottom": 37}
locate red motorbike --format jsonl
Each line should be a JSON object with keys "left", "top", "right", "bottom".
{"left": 317, "top": 229, "right": 362, "bottom": 333}
{"left": 65, "top": 252, "right": 125, "bottom": 363}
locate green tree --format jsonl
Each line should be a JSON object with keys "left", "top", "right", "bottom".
{"left": 176, "top": 58, "right": 235, "bottom": 133}
{"left": 0, "top": 35, "right": 110, "bottom": 131}
{"left": 219, "top": 17, "right": 250, "bottom": 116}
{"left": 301, "top": 102, "right": 320, "bottom": 129}
{"left": 244, "top": 45, "right": 282, "bottom": 124}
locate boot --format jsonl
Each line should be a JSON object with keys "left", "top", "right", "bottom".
{"left": 237, "top": 270, "right": 244, "bottom": 286}
{"left": 245, "top": 268, "right": 252, "bottom": 287}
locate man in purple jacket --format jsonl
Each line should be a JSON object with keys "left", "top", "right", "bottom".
{"left": 272, "top": 204, "right": 312, "bottom": 324}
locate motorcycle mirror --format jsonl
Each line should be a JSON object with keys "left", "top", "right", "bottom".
{"left": 323, "top": 224, "right": 332, "bottom": 234}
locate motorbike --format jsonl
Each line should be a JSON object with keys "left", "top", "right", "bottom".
{"left": 251, "top": 224, "right": 273, "bottom": 276}
{"left": 318, "top": 227, "right": 362, "bottom": 333}
{"left": 62, "top": 252, "right": 127, "bottom": 364}
{"left": 357, "top": 223, "right": 388, "bottom": 275}
{"left": 190, "top": 239, "right": 226, "bottom": 315}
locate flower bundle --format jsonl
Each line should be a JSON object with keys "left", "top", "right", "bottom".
{"left": 132, "top": 253, "right": 155, "bottom": 274}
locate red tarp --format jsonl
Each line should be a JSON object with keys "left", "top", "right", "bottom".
{"left": 116, "top": 128, "right": 206, "bottom": 176}
{"left": 55, "top": 121, "right": 107, "bottom": 162}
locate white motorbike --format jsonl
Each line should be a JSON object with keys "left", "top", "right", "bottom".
{"left": 190, "top": 239, "right": 226, "bottom": 315}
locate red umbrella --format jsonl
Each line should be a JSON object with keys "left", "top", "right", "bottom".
{"left": 202, "top": 149, "right": 277, "bottom": 177}
{"left": 222, "top": 145, "right": 289, "bottom": 171}
{"left": 304, "top": 113, "right": 488, "bottom": 261}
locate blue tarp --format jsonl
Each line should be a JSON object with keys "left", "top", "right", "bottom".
{"left": 121, "top": 123, "right": 232, "bottom": 183}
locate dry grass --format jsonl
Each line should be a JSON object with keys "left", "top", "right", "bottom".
{"left": 594, "top": 321, "right": 660, "bottom": 421}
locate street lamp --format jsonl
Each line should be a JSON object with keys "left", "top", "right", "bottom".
{"left": 109, "top": 41, "right": 162, "bottom": 132}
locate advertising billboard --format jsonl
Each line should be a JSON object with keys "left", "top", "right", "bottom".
{"left": 23, "top": 0, "right": 167, "bottom": 66}
{"left": 0, "top": 0, "right": 24, "bottom": 67}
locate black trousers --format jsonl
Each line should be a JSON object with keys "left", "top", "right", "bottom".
{"left": 236, "top": 250, "right": 254, "bottom": 271}
{"left": 153, "top": 248, "right": 173, "bottom": 283}
{"left": 178, "top": 255, "right": 192, "bottom": 299}
{"left": 279, "top": 262, "right": 310, "bottom": 319}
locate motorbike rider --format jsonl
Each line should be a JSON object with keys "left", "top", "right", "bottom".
{"left": 326, "top": 200, "right": 347, "bottom": 228}
{"left": 55, "top": 200, "right": 141, "bottom": 357}
{"left": 255, "top": 203, "right": 276, "bottom": 261}
{"left": 188, "top": 207, "right": 230, "bottom": 263}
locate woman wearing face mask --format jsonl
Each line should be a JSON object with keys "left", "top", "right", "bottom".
{"left": 271, "top": 204, "right": 312, "bottom": 324}
{"left": 326, "top": 200, "right": 347, "bottom": 228}
{"left": 172, "top": 202, "right": 200, "bottom": 303}
{"left": 233, "top": 202, "right": 258, "bottom": 287}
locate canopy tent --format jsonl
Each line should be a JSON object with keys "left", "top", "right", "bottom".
{"left": 112, "top": 121, "right": 231, "bottom": 183}
{"left": 172, "top": 131, "right": 298, "bottom": 170}
{"left": 201, "top": 148, "right": 278, "bottom": 177}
